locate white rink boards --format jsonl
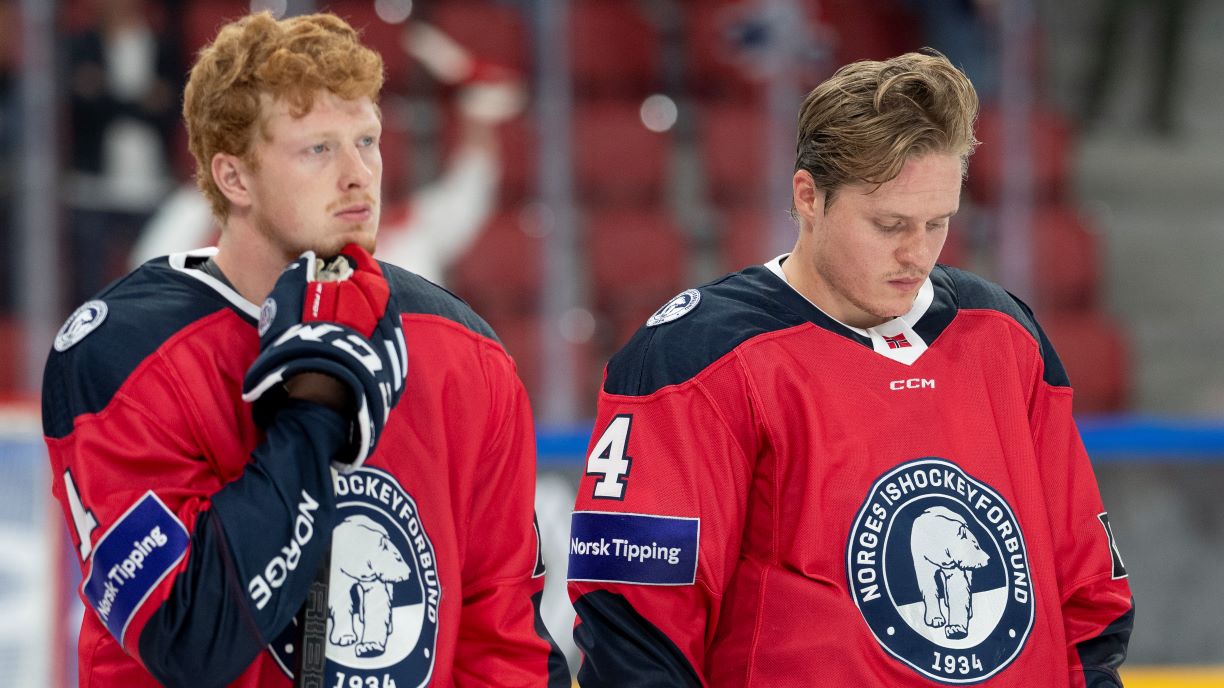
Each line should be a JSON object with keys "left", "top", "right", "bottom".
{"left": 0, "top": 406, "right": 58, "bottom": 687}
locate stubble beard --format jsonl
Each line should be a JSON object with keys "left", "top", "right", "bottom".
{"left": 253, "top": 212, "right": 379, "bottom": 261}
{"left": 814, "top": 255, "right": 918, "bottom": 327}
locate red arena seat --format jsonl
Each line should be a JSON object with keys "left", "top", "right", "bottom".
{"left": 573, "top": 99, "right": 672, "bottom": 205}
{"left": 969, "top": 106, "right": 1073, "bottom": 206}
{"left": 696, "top": 101, "right": 770, "bottom": 204}
{"left": 485, "top": 313, "right": 599, "bottom": 418}
{"left": 328, "top": 0, "right": 417, "bottom": 86}
{"left": 718, "top": 204, "right": 786, "bottom": 272}
{"left": 183, "top": 1, "right": 250, "bottom": 60}
{"left": 449, "top": 210, "right": 543, "bottom": 314}
{"left": 1039, "top": 310, "right": 1130, "bottom": 414}
{"left": 682, "top": 2, "right": 767, "bottom": 100}
{"left": 1032, "top": 205, "right": 1104, "bottom": 311}
{"left": 817, "top": 0, "right": 919, "bottom": 66}
{"left": 569, "top": 0, "right": 661, "bottom": 97}
{"left": 587, "top": 207, "right": 688, "bottom": 316}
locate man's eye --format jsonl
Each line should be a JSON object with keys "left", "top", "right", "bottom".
{"left": 359, "top": 135, "right": 377, "bottom": 147}
{"left": 310, "top": 143, "right": 328, "bottom": 154}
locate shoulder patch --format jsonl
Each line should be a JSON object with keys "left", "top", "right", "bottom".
{"left": 42, "top": 263, "right": 232, "bottom": 440}
{"left": 81, "top": 491, "right": 190, "bottom": 645}
{"left": 568, "top": 511, "right": 699, "bottom": 585}
{"left": 54, "top": 300, "right": 108, "bottom": 352}
{"left": 257, "top": 297, "right": 276, "bottom": 337}
{"left": 647, "top": 289, "right": 701, "bottom": 327}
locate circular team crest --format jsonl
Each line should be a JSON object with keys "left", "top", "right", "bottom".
{"left": 54, "top": 300, "right": 108, "bottom": 352}
{"left": 846, "top": 458, "right": 1034, "bottom": 684}
{"left": 646, "top": 289, "right": 701, "bottom": 327}
{"left": 272, "top": 466, "right": 440, "bottom": 687}
{"left": 257, "top": 297, "right": 277, "bottom": 337}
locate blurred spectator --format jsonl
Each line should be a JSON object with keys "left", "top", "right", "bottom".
{"left": 902, "top": 0, "right": 1000, "bottom": 101}
{"left": 0, "top": 0, "right": 16, "bottom": 163}
{"left": 374, "top": 111, "right": 505, "bottom": 285}
{"left": 1080, "top": 0, "right": 1195, "bottom": 136}
{"left": 64, "top": 0, "right": 181, "bottom": 307}
{"left": 376, "top": 20, "right": 525, "bottom": 284}
{"left": 0, "top": 0, "right": 17, "bottom": 313}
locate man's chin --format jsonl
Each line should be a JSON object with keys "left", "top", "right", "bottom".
{"left": 318, "top": 229, "right": 377, "bottom": 257}
{"left": 863, "top": 300, "right": 915, "bottom": 326}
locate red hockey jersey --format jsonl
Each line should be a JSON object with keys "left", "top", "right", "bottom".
{"left": 43, "top": 248, "right": 569, "bottom": 687}
{"left": 568, "top": 259, "right": 1133, "bottom": 687}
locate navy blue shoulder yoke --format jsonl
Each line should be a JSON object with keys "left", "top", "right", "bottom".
{"left": 604, "top": 264, "right": 1069, "bottom": 397}
{"left": 42, "top": 260, "right": 236, "bottom": 439}
{"left": 936, "top": 265, "right": 1069, "bottom": 388}
{"left": 604, "top": 266, "right": 815, "bottom": 397}
{"left": 381, "top": 262, "right": 498, "bottom": 343}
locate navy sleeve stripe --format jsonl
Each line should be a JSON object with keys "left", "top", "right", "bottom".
{"left": 573, "top": 590, "right": 703, "bottom": 688}
{"left": 1076, "top": 604, "right": 1134, "bottom": 688}
{"left": 531, "top": 590, "right": 573, "bottom": 687}
{"left": 136, "top": 401, "right": 345, "bottom": 687}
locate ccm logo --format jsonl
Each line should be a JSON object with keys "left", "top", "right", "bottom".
{"left": 890, "top": 378, "right": 936, "bottom": 390}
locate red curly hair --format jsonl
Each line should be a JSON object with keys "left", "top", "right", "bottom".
{"left": 182, "top": 12, "right": 385, "bottom": 220}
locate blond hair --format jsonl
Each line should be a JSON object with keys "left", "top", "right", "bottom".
{"left": 182, "top": 12, "right": 385, "bottom": 220}
{"left": 795, "top": 50, "right": 978, "bottom": 210}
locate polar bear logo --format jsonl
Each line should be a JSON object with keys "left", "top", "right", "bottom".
{"left": 910, "top": 506, "right": 990, "bottom": 639}
{"left": 329, "top": 515, "right": 413, "bottom": 657}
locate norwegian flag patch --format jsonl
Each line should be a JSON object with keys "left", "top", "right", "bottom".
{"left": 883, "top": 333, "right": 912, "bottom": 349}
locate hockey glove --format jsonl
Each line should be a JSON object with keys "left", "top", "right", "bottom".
{"left": 242, "top": 244, "right": 409, "bottom": 471}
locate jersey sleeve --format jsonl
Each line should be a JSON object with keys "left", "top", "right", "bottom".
{"left": 449, "top": 341, "right": 570, "bottom": 687}
{"left": 44, "top": 342, "right": 345, "bottom": 687}
{"left": 1028, "top": 325, "right": 1134, "bottom": 688}
{"left": 568, "top": 358, "right": 758, "bottom": 686}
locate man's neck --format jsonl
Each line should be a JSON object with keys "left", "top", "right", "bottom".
{"left": 780, "top": 244, "right": 892, "bottom": 330}
{"left": 212, "top": 220, "right": 295, "bottom": 306}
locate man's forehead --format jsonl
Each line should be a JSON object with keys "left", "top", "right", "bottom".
{"left": 844, "top": 185, "right": 960, "bottom": 220}
{"left": 859, "top": 188, "right": 960, "bottom": 212}
{"left": 257, "top": 92, "right": 380, "bottom": 139}
{"left": 260, "top": 91, "right": 378, "bottom": 118}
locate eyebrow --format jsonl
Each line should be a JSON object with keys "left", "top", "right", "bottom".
{"left": 876, "top": 208, "right": 960, "bottom": 221}
{"left": 278, "top": 121, "right": 383, "bottom": 145}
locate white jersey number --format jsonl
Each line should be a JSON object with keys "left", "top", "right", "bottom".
{"left": 586, "top": 415, "right": 634, "bottom": 500}
{"left": 64, "top": 469, "right": 99, "bottom": 559}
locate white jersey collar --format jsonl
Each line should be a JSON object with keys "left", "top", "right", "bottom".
{"left": 167, "top": 247, "right": 261, "bottom": 320}
{"left": 764, "top": 254, "right": 934, "bottom": 366}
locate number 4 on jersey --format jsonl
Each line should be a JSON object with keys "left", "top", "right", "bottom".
{"left": 586, "top": 415, "right": 633, "bottom": 500}
{"left": 64, "top": 469, "right": 99, "bottom": 559}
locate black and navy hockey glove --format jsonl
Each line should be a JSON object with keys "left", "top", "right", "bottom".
{"left": 242, "top": 244, "right": 408, "bottom": 471}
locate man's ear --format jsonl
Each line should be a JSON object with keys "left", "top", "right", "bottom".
{"left": 792, "top": 169, "right": 825, "bottom": 225}
{"left": 211, "top": 152, "right": 252, "bottom": 210}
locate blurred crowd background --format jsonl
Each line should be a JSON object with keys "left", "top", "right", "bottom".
{"left": 2, "top": 0, "right": 1223, "bottom": 684}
